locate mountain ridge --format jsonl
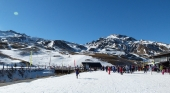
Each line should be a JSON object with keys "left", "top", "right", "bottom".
{"left": 0, "top": 30, "right": 170, "bottom": 62}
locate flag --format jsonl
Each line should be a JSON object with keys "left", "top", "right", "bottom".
{"left": 49, "top": 51, "right": 51, "bottom": 66}
{"left": 74, "top": 59, "right": 76, "bottom": 67}
{"left": 30, "top": 51, "right": 32, "bottom": 66}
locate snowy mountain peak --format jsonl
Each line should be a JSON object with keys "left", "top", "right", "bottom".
{"left": 0, "top": 30, "right": 26, "bottom": 38}
{"left": 106, "top": 34, "right": 119, "bottom": 39}
{"left": 106, "top": 34, "right": 128, "bottom": 38}
{"left": 106, "top": 34, "right": 137, "bottom": 41}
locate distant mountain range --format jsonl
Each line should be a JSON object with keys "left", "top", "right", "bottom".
{"left": 0, "top": 30, "right": 170, "bottom": 61}
{"left": 86, "top": 34, "right": 170, "bottom": 61}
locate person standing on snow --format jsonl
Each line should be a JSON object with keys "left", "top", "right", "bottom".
{"left": 108, "top": 66, "right": 111, "bottom": 75}
{"left": 144, "top": 65, "right": 147, "bottom": 73}
{"left": 149, "top": 65, "right": 152, "bottom": 75}
{"left": 112, "top": 66, "right": 116, "bottom": 73}
{"left": 162, "top": 66, "right": 165, "bottom": 75}
{"left": 129, "top": 65, "right": 132, "bottom": 74}
{"left": 125, "top": 65, "right": 129, "bottom": 73}
{"left": 75, "top": 68, "right": 79, "bottom": 79}
{"left": 106, "top": 66, "right": 108, "bottom": 72}
{"left": 102, "top": 66, "right": 105, "bottom": 71}
{"left": 120, "top": 66, "right": 123, "bottom": 75}
{"left": 160, "top": 65, "right": 163, "bottom": 72}
{"left": 168, "top": 66, "right": 170, "bottom": 75}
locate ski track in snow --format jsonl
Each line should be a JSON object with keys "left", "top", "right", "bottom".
{"left": 0, "top": 71, "right": 170, "bottom": 93}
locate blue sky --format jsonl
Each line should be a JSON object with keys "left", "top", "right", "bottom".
{"left": 0, "top": 0, "right": 170, "bottom": 44}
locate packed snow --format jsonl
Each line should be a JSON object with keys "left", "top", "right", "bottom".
{"left": 0, "top": 71, "right": 170, "bottom": 93}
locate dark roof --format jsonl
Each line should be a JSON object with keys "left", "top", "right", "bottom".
{"left": 82, "top": 62, "right": 102, "bottom": 68}
{"left": 149, "top": 52, "right": 170, "bottom": 58}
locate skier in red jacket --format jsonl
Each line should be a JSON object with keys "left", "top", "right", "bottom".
{"left": 108, "top": 66, "right": 111, "bottom": 75}
{"left": 120, "top": 66, "right": 123, "bottom": 75}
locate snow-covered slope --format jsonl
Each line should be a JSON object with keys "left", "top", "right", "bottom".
{"left": 0, "top": 48, "right": 112, "bottom": 68}
{"left": 0, "top": 30, "right": 112, "bottom": 67}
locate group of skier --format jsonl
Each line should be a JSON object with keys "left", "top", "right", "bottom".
{"left": 156, "top": 65, "right": 170, "bottom": 75}
{"left": 102, "top": 65, "right": 138, "bottom": 75}
{"left": 75, "top": 64, "right": 170, "bottom": 78}
{"left": 102, "top": 64, "right": 170, "bottom": 75}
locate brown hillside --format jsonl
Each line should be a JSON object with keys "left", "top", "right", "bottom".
{"left": 89, "top": 53, "right": 135, "bottom": 65}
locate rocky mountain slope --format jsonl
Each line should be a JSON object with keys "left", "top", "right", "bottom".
{"left": 0, "top": 30, "right": 86, "bottom": 52}
{"left": 0, "top": 30, "right": 170, "bottom": 62}
{"left": 85, "top": 34, "right": 170, "bottom": 61}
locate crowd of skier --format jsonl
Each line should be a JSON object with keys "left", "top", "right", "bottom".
{"left": 101, "top": 65, "right": 138, "bottom": 75}
{"left": 74, "top": 64, "right": 170, "bottom": 78}
{"left": 101, "top": 65, "right": 170, "bottom": 75}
